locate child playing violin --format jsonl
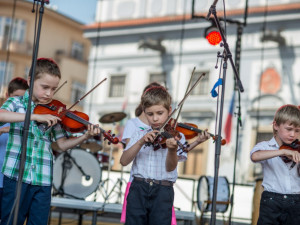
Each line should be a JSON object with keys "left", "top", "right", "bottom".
{"left": 0, "top": 77, "right": 29, "bottom": 219}
{"left": 251, "top": 104, "right": 300, "bottom": 225}
{"left": 0, "top": 58, "right": 100, "bottom": 225}
{"left": 120, "top": 86, "right": 209, "bottom": 225}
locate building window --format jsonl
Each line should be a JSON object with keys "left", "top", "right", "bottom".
{"left": 256, "top": 131, "right": 273, "bottom": 143}
{"left": 109, "top": 75, "right": 126, "bottom": 97}
{"left": 0, "top": 17, "right": 26, "bottom": 44}
{"left": 191, "top": 71, "right": 209, "bottom": 96}
{"left": 71, "top": 81, "right": 86, "bottom": 107}
{"left": 0, "top": 61, "right": 14, "bottom": 86}
{"left": 149, "top": 73, "right": 166, "bottom": 86}
{"left": 182, "top": 148, "right": 204, "bottom": 175}
{"left": 24, "top": 66, "right": 30, "bottom": 77}
{"left": 71, "top": 41, "right": 84, "bottom": 61}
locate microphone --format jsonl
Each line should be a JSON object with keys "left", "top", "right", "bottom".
{"left": 206, "top": 0, "right": 219, "bottom": 20}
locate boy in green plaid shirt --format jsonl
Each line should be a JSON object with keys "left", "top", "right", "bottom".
{"left": 0, "top": 58, "right": 100, "bottom": 225}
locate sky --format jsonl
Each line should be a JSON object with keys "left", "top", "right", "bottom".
{"left": 46, "top": 0, "right": 98, "bottom": 24}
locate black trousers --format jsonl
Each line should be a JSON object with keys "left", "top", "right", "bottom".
{"left": 125, "top": 179, "right": 174, "bottom": 225}
{"left": 257, "top": 191, "right": 300, "bottom": 225}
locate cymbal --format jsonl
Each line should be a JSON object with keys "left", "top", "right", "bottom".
{"left": 99, "top": 112, "right": 127, "bottom": 123}
{"left": 80, "top": 138, "right": 103, "bottom": 152}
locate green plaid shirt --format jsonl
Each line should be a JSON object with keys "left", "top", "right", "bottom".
{"left": 0, "top": 91, "right": 66, "bottom": 186}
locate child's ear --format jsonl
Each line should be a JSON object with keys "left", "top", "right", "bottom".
{"left": 27, "top": 76, "right": 31, "bottom": 86}
{"left": 273, "top": 121, "right": 279, "bottom": 131}
{"left": 168, "top": 106, "right": 172, "bottom": 116}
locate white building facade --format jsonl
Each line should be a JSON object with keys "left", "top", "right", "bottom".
{"left": 83, "top": 0, "right": 300, "bottom": 185}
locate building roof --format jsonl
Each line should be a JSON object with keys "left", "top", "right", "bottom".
{"left": 84, "top": 3, "right": 300, "bottom": 30}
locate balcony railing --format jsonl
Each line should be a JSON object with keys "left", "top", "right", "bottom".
{"left": 0, "top": 39, "right": 32, "bottom": 56}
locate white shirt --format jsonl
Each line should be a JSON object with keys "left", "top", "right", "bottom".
{"left": 125, "top": 128, "right": 187, "bottom": 182}
{"left": 250, "top": 137, "right": 300, "bottom": 194}
{"left": 122, "top": 117, "right": 150, "bottom": 142}
{"left": 122, "top": 118, "right": 150, "bottom": 182}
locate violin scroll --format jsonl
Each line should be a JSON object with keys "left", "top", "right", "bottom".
{"left": 103, "top": 130, "right": 119, "bottom": 145}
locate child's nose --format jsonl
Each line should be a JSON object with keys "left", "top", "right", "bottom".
{"left": 45, "top": 89, "right": 51, "bottom": 96}
{"left": 290, "top": 130, "right": 296, "bottom": 137}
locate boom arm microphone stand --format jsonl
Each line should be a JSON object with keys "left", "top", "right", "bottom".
{"left": 12, "top": 1, "right": 48, "bottom": 225}
{"left": 206, "top": 1, "right": 244, "bottom": 225}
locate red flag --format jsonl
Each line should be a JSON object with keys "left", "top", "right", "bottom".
{"left": 122, "top": 97, "right": 128, "bottom": 111}
{"left": 224, "top": 93, "right": 235, "bottom": 143}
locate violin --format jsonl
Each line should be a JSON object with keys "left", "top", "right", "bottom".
{"left": 33, "top": 99, "right": 119, "bottom": 144}
{"left": 279, "top": 140, "right": 300, "bottom": 163}
{"left": 175, "top": 121, "right": 226, "bottom": 145}
{"left": 151, "top": 120, "right": 188, "bottom": 154}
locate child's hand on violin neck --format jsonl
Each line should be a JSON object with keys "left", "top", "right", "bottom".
{"left": 142, "top": 130, "right": 159, "bottom": 144}
{"left": 196, "top": 129, "right": 210, "bottom": 143}
{"left": 166, "top": 138, "right": 178, "bottom": 152}
{"left": 84, "top": 124, "right": 101, "bottom": 138}
{"left": 33, "top": 114, "right": 61, "bottom": 127}
{"left": 284, "top": 149, "right": 300, "bottom": 163}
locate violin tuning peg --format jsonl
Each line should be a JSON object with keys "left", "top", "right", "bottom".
{"left": 108, "top": 142, "right": 111, "bottom": 145}
{"left": 107, "top": 130, "right": 111, "bottom": 133}
{"left": 112, "top": 134, "right": 115, "bottom": 137}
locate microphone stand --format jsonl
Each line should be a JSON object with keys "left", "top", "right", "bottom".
{"left": 206, "top": 3, "right": 244, "bottom": 225}
{"left": 12, "top": 1, "right": 47, "bottom": 225}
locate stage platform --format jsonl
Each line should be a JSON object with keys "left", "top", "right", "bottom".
{"left": 50, "top": 197, "right": 196, "bottom": 225}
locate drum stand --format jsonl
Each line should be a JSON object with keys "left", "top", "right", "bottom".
{"left": 96, "top": 112, "right": 128, "bottom": 203}
{"left": 98, "top": 144, "right": 126, "bottom": 204}
{"left": 199, "top": 200, "right": 231, "bottom": 225}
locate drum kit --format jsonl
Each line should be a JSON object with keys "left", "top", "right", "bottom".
{"left": 197, "top": 175, "right": 231, "bottom": 224}
{"left": 52, "top": 111, "right": 127, "bottom": 201}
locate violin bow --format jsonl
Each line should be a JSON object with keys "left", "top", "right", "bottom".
{"left": 174, "top": 67, "right": 196, "bottom": 128}
{"left": 157, "top": 71, "right": 206, "bottom": 135}
{"left": 54, "top": 80, "right": 67, "bottom": 95}
{"left": 68, "top": 78, "right": 107, "bottom": 110}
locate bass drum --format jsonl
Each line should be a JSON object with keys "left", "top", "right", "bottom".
{"left": 197, "top": 176, "right": 230, "bottom": 213}
{"left": 53, "top": 148, "right": 101, "bottom": 199}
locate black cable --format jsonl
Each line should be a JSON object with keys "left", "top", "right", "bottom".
{"left": 255, "top": 0, "right": 269, "bottom": 140}
{"left": 174, "top": 0, "right": 187, "bottom": 105}
{"left": 227, "top": 1, "right": 249, "bottom": 223}
{"left": 88, "top": 0, "right": 103, "bottom": 116}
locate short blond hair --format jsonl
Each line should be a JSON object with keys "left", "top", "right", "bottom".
{"left": 141, "top": 86, "right": 171, "bottom": 112}
{"left": 273, "top": 104, "right": 300, "bottom": 134}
